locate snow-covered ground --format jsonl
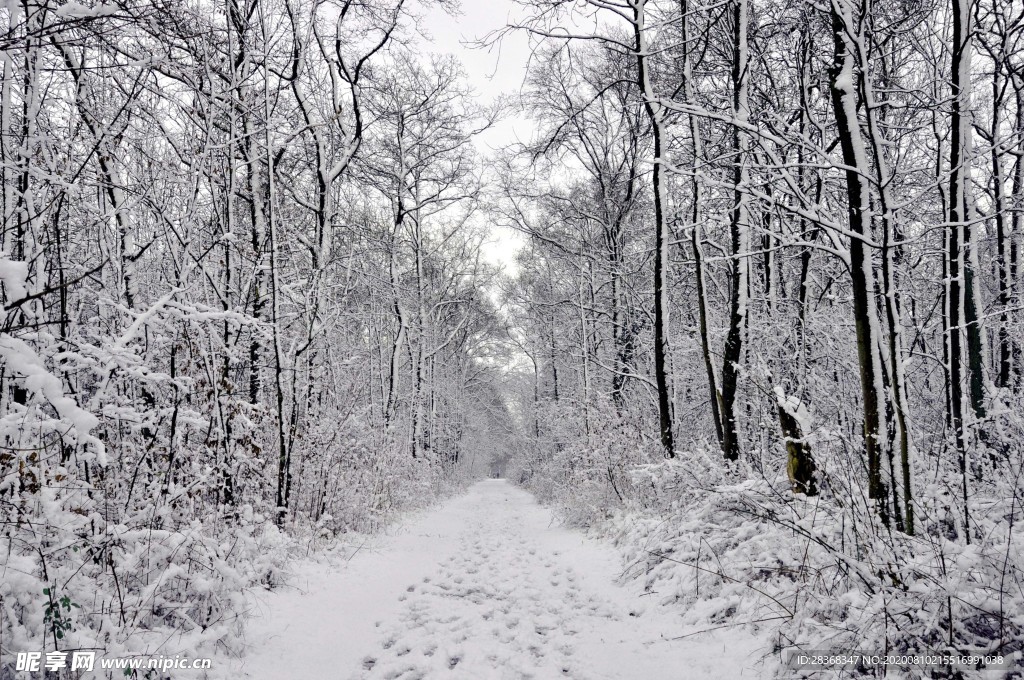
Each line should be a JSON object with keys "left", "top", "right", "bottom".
{"left": 233, "top": 480, "right": 768, "bottom": 679}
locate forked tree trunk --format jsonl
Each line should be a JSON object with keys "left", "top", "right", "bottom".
{"left": 828, "top": 0, "right": 890, "bottom": 526}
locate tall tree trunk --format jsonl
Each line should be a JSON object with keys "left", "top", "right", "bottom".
{"left": 256, "top": 0, "right": 291, "bottom": 525}
{"left": 633, "top": 0, "right": 675, "bottom": 457}
{"left": 947, "top": 0, "right": 986, "bottom": 526}
{"left": 1011, "top": 82, "right": 1024, "bottom": 390}
{"left": 992, "top": 67, "right": 1012, "bottom": 389}
{"left": 718, "top": 0, "right": 750, "bottom": 462}
{"left": 948, "top": 0, "right": 986, "bottom": 435}
{"left": 828, "top": 0, "right": 890, "bottom": 526}
{"left": 859, "top": 28, "right": 913, "bottom": 533}
{"left": 681, "top": 0, "right": 725, "bottom": 450}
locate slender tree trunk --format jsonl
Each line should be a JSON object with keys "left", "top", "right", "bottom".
{"left": 385, "top": 232, "right": 407, "bottom": 426}
{"left": 256, "top": 1, "right": 291, "bottom": 524}
{"left": 948, "top": 0, "right": 986, "bottom": 442}
{"left": 828, "top": 0, "right": 890, "bottom": 526}
{"left": 992, "top": 69, "right": 1012, "bottom": 389}
{"left": 680, "top": 0, "right": 725, "bottom": 450}
{"left": 633, "top": 0, "right": 675, "bottom": 457}
{"left": 718, "top": 0, "right": 750, "bottom": 462}
{"left": 1011, "top": 83, "right": 1024, "bottom": 390}
{"left": 859, "top": 31, "right": 913, "bottom": 533}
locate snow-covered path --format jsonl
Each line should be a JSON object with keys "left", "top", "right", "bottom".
{"left": 236, "top": 480, "right": 765, "bottom": 679}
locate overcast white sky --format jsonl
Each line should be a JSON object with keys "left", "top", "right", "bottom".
{"left": 414, "top": 0, "right": 533, "bottom": 275}
{"left": 418, "top": 0, "right": 532, "bottom": 146}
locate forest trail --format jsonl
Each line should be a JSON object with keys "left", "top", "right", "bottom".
{"left": 235, "top": 480, "right": 765, "bottom": 680}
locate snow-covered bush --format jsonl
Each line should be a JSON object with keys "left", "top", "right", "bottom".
{"left": 511, "top": 399, "right": 661, "bottom": 527}
{"left": 577, "top": 451, "right": 1024, "bottom": 679}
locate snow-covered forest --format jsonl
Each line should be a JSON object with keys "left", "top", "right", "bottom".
{"left": 1, "top": 0, "right": 1022, "bottom": 677}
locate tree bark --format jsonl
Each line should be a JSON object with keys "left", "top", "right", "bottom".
{"left": 719, "top": 0, "right": 750, "bottom": 462}
{"left": 828, "top": 0, "right": 890, "bottom": 526}
{"left": 632, "top": 0, "right": 675, "bottom": 457}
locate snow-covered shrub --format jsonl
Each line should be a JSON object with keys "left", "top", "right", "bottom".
{"left": 0, "top": 261, "right": 468, "bottom": 678}
{"left": 0, "top": 283, "right": 290, "bottom": 674}
{"left": 512, "top": 399, "right": 660, "bottom": 527}
{"left": 598, "top": 453, "right": 1024, "bottom": 679}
